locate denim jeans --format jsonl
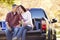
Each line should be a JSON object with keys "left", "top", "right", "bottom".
{"left": 16, "top": 26, "right": 32, "bottom": 40}
{"left": 5, "top": 27, "right": 21, "bottom": 40}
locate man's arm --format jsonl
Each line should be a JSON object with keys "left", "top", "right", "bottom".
{"left": 6, "top": 22, "right": 12, "bottom": 31}
{"left": 6, "top": 13, "right": 12, "bottom": 31}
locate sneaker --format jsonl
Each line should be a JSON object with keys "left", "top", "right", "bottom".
{"left": 19, "top": 38, "right": 21, "bottom": 40}
{"left": 12, "top": 37, "right": 17, "bottom": 40}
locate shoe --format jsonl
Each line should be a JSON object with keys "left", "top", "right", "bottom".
{"left": 12, "top": 37, "right": 17, "bottom": 40}
{"left": 19, "top": 38, "right": 21, "bottom": 40}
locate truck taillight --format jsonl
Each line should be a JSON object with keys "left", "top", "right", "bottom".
{"left": 42, "top": 24, "right": 46, "bottom": 30}
{"left": 41, "top": 20, "right": 46, "bottom": 31}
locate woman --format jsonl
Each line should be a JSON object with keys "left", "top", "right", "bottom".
{"left": 15, "top": 5, "right": 34, "bottom": 40}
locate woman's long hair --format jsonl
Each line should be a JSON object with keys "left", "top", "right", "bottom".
{"left": 19, "top": 5, "right": 27, "bottom": 12}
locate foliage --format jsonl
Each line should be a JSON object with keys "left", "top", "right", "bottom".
{"left": 0, "top": 0, "right": 15, "bottom": 5}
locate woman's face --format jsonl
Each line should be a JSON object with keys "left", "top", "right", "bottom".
{"left": 18, "top": 7, "right": 24, "bottom": 14}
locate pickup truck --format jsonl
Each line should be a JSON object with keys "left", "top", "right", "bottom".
{"left": 0, "top": 8, "right": 57, "bottom": 40}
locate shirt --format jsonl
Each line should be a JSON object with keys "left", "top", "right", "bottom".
{"left": 6, "top": 12, "right": 22, "bottom": 27}
{"left": 21, "top": 11, "right": 34, "bottom": 28}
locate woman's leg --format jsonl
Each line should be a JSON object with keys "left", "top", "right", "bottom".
{"left": 22, "top": 29, "right": 27, "bottom": 40}
{"left": 5, "top": 29, "right": 13, "bottom": 40}
{"left": 22, "top": 26, "right": 32, "bottom": 40}
{"left": 16, "top": 27, "right": 25, "bottom": 40}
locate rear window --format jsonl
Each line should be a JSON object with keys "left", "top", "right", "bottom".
{"left": 29, "top": 8, "right": 46, "bottom": 19}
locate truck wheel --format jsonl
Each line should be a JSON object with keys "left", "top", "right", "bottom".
{"left": 53, "top": 30, "right": 56, "bottom": 40}
{"left": 48, "top": 29, "right": 52, "bottom": 40}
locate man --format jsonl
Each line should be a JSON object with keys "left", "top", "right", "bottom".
{"left": 5, "top": 4, "right": 22, "bottom": 40}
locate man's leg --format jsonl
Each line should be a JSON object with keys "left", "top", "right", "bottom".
{"left": 5, "top": 29, "right": 13, "bottom": 40}
{"left": 13, "top": 27, "right": 20, "bottom": 37}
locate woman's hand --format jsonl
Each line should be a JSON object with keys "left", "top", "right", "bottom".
{"left": 19, "top": 20, "right": 27, "bottom": 27}
{"left": 23, "top": 22, "right": 27, "bottom": 27}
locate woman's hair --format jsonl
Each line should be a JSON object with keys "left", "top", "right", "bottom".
{"left": 19, "top": 5, "right": 27, "bottom": 12}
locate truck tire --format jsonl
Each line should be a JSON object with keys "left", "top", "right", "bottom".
{"left": 53, "top": 30, "right": 56, "bottom": 40}
{"left": 48, "top": 29, "right": 52, "bottom": 40}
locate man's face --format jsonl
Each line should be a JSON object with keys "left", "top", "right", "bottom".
{"left": 12, "top": 6, "right": 18, "bottom": 12}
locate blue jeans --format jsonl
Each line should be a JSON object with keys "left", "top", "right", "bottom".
{"left": 5, "top": 27, "right": 20, "bottom": 40}
{"left": 16, "top": 26, "right": 32, "bottom": 40}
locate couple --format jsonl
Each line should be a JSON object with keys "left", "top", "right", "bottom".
{"left": 5, "top": 4, "right": 33, "bottom": 40}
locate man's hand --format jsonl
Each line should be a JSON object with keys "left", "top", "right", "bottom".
{"left": 7, "top": 26, "right": 12, "bottom": 31}
{"left": 6, "top": 22, "right": 12, "bottom": 31}
{"left": 16, "top": 24, "right": 20, "bottom": 28}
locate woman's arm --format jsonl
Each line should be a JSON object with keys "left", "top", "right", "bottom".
{"left": 23, "top": 11, "right": 34, "bottom": 28}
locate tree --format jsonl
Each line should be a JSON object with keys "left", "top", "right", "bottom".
{"left": 0, "top": 0, "right": 15, "bottom": 5}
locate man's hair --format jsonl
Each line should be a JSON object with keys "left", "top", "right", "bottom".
{"left": 12, "top": 4, "right": 17, "bottom": 8}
